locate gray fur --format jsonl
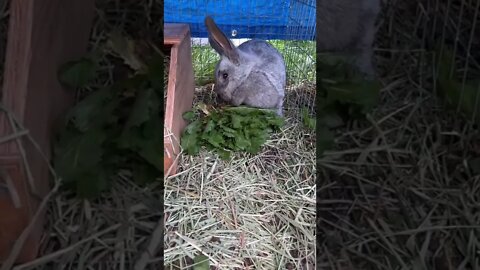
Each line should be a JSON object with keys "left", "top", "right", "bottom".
{"left": 205, "top": 17, "right": 286, "bottom": 116}
{"left": 317, "top": 0, "right": 381, "bottom": 77}
{"left": 205, "top": 2, "right": 381, "bottom": 115}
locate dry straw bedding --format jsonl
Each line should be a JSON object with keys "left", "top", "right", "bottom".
{"left": 0, "top": 0, "right": 479, "bottom": 269}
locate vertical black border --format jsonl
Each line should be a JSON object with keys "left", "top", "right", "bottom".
{"left": 158, "top": 0, "right": 165, "bottom": 266}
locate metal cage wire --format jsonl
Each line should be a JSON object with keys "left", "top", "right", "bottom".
{"left": 381, "top": 0, "right": 480, "bottom": 123}
{"left": 165, "top": 0, "right": 317, "bottom": 117}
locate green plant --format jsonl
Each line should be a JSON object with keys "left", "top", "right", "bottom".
{"left": 180, "top": 103, "right": 284, "bottom": 160}
{"left": 435, "top": 44, "right": 480, "bottom": 122}
{"left": 316, "top": 55, "right": 383, "bottom": 154}
{"left": 54, "top": 34, "right": 163, "bottom": 198}
{"left": 192, "top": 254, "right": 210, "bottom": 270}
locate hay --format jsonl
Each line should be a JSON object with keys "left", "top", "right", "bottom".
{"left": 0, "top": 0, "right": 479, "bottom": 269}
{"left": 164, "top": 83, "right": 316, "bottom": 269}
{"left": 318, "top": 0, "right": 480, "bottom": 268}
{"left": 1, "top": 1, "right": 164, "bottom": 269}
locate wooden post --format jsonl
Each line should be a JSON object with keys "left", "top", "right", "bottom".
{"left": 0, "top": 0, "right": 95, "bottom": 263}
{"left": 164, "top": 24, "right": 195, "bottom": 177}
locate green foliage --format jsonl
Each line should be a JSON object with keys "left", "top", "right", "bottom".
{"left": 301, "top": 107, "right": 316, "bottom": 130}
{"left": 318, "top": 55, "right": 381, "bottom": 118}
{"left": 58, "top": 57, "right": 98, "bottom": 88}
{"left": 107, "top": 30, "right": 147, "bottom": 72}
{"left": 316, "top": 55, "right": 382, "bottom": 155}
{"left": 191, "top": 46, "right": 218, "bottom": 86}
{"left": 54, "top": 39, "right": 163, "bottom": 199}
{"left": 180, "top": 104, "right": 284, "bottom": 159}
{"left": 193, "top": 254, "right": 210, "bottom": 270}
{"left": 435, "top": 45, "right": 480, "bottom": 122}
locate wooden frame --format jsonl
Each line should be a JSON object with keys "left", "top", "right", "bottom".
{"left": 164, "top": 24, "right": 195, "bottom": 177}
{"left": 0, "top": 0, "right": 95, "bottom": 263}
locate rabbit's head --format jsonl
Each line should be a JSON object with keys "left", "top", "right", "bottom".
{"left": 205, "top": 16, "right": 248, "bottom": 102}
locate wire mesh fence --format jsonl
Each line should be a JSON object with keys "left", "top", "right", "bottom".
{"left": 164, "top": 0, "right": 316, "bottom": 118}
{"left": 317, "top": 1, "right": 480, "bottom": 267}
{"left": 431, "top": 0, "right": 480, "bottom": 123}
{"left": 377, "top": 0, "right": 480, "bottom": 124}
{"left": 164, "top": 2, "right": 316, "bottom": 268}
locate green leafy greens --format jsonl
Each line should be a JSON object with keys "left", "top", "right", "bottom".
{"left": 54, "top": 34, "right": 163, "bottom": 198}
{"left": 316, "top": 55, "right": 382, "bottom": 154}
{"left": 180, "top": 104, "right": 284, "bottom": 160}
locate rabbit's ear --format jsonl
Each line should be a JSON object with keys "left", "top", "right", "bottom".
{"left": 205, "top": 16, "right": 239, "bottom": 64}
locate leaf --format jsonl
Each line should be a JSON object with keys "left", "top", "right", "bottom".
{"left": 181, "top": 133, "right": 200, "bottom": 155}
{"left": 223, "top": 105, "right": 274, "bottom": 115}
{"left": 66, "top": 88, "right": 115, "bottom": 131}
{"left": 216, "top": 149, "right": 231, "bottom": 160}
{"left": 327, "top": 80, "right": 381, "bottom": 111}
{"left": 318, "top": 55, "right": 358, "bottom": 81}
{"left": 118, "top": 119, "right": 163, "bottom": 171}
{"left": 206, "top": 132, "right": 225, "bottom": 148}
{"left": 53, "top": 47, "right": 167, "bottom": 199}
{"left": 234, "top": 133, "right": 251, "bottom": 150}
{"left": 124, "top": 88, "right": 155, "bottom": 130}
{"left": 301, "top": 107, "right": 316, "bottom": 130}
{"left": 54, "top": 128, "right": 107, "bottom": 183}
{"left": 231, "top": 114, "right": 244, "bottom": 129}
{"left": 58, "top": 57, "right": 98, "bottom": 88}
{"left": 204, "top": 119, "right": 216, "bottom": 133}
{"left": 112, "top": 73, "right": 149, "bottom": 93}
{"left": 184, "top": 120, "right": 203, "bottom": 135}
{"left": 320, "top": 79, "right": 381, "bottom": 121}
{"left": 193, "top": 254, "right": 210, "bottom": 270}
{"left": 220, "top": 125, "right": 237, "bottom": 134}
{"left": 180, "top": 105, "right": 283, "bottom": 158}
{"left": 246, "top": 132, "right": 267, "bottom": 153}
{"left": 107, "top": 31, "right": 146, "bottom": 72}
{"left": 266, "top": 115, "right": 285, "bottom": 129}
{"left": 183, "top": 111, "right": 196, "bottom": 121}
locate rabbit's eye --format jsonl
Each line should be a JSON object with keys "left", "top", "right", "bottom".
{"left": 222, "top": 73, "right": 228, "bottom": 79}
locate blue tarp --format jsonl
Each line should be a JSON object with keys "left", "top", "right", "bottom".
{"left": 164, "top": 0, "right": 316, "bottom": 41}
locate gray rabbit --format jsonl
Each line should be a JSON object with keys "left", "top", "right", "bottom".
{"left": 317, "top": 0, "right": 381, "bottom": 77}
{"left": 205, "top": 16, "right": 286, "bottom": 116}
{"left": 205, "top": 1, "right": 381, "bottom": 115}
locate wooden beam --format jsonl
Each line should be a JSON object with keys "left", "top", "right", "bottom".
{"left": 164, "top": 24, "right": 195, "bottom": 176}
{"left": 0, "top": 0, "right": 95, "bottom": 263}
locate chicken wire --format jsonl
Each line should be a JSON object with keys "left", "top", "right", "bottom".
{"left": 380, "top": 0, "right": 480, "bottom": 123}
{"left": 434, "top": 0, "right": 480, "bottom": 122}
{"left": 164, "top": 0, "right": 316, "bottom": 117}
